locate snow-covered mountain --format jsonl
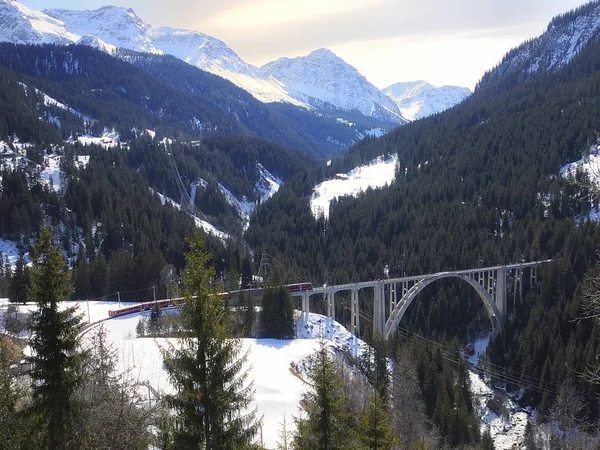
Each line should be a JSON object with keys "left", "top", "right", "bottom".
{"left": 0, "top": 0, "right": 78, "bottom": 44}
{"left": 382, "top": 81, "right": 471, "bottom": 121}
{"left": 482, "top": 1, "right": 600, "bottom": 83}
{"left": 147, "top": 27, "right": 302, "bottom": 105}
{"left": 261, "top": 49, "right": 406, "bottom": 124}
{"left": 44, "top": 6, "right": 158, "bottom": 53}
{"left": 0, "top": 1, "right": 403, "bottom": 122}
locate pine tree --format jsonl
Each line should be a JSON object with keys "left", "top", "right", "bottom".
{"left": 0, "top": 337, "right": 25, "bottom": 450}
{"left": 293, "top": 342, "right": 352, "bottom": 449}
{"left": 260, "top": 285, "right": 294, "bottom": 339}
{"left": 27, "top": 227, "right": 85, "bottom": 449}
{"left": 9, "top": 253, "right": 27, "bottom": 304}
{"left": 242, "top": 290, "right": 256, "bottom": 337}
{"left": 355, "top": 393, "right": 396, "bottom": 450}
{"left": 479, "top": 427, "right": 495, "bottom": 450}
{"left": 161, "top": 234, "right": 259, "bottom": 449}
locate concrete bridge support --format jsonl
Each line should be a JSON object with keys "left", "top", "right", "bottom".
{"left": 495, "top": 267, "right": 507, "bottom": 320}
{"left": 373, "top": 286, "right": 385, "bottom": 337}
{"left": 350, "top": 289, "right": 359, "bottom": 336}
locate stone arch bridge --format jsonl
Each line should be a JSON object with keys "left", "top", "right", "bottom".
{"left": 290, "top": 261, "right": 551, "bottom": 341}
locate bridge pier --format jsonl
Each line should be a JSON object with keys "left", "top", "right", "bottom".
{"left": 373, "top": 285, "right": 385, "bottom": 337}
{"left": 495, "top": 267, "right": 507, "bottom": 323}
{"left": 350, "top": 289, "right": 359, "bottom": 336}
{"left": 327, "top": 292, "right": 335, "bottom": 321}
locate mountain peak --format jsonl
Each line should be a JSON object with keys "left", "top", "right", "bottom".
{"left": 261, "top": 50, "right": 406, "bottom": 124}
{"left": 383, "top": 81, "right": 471, "bottom": 121}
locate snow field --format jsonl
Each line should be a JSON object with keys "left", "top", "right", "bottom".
{"left": 310, "top": 154, "right": 398, "bottom": 219}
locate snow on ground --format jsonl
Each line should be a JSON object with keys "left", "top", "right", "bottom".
{"left": 218, "top": 183, "right": 255, "bottom": 225}
{"left": 40, "top": 154, "right": 62, "bottom": 192}
{"left": 75, "top": 129, "right": 120, "bottom": 148}
{"left": 310, "top": 153, "right": 398, "bottom": 219}
{"left": 78, "top": 306, "right": 345, "bottom": 448}
{"left": 560, "top": 143, "right": 600, "bottom": 183}
{"left": 153, "top": 190, "right": 230, "bottom": 241}
{"left": 0, "top": 239, "right": 24, "bottom": 270}
{"left": 256, "top": 163, "right": 282, "bottom": 202}
{"left": 467, "top": 334, "right": 530, "bottom": 449}
{"left": 75, "top": 155, "right": 90, "bottom": 169}
{"left": 145, "top": 129, "right": 156, "bottom": 139}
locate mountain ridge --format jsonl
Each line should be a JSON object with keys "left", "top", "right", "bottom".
{"left": 382, "top": 81, "right": 471, "bottom": 121}
{"left": 0, "top": 1, "right": 403, "bottom": 124}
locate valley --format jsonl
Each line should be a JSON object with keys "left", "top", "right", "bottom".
{"left": 2, "top": 0, "right": 600, "bottom": 449}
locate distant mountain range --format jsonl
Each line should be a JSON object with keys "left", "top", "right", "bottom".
{"left": 0, "top": 0, "right": 405, "bottom": 124}
{"left": 382, "top": 81, "right": 471, "bottom": 121}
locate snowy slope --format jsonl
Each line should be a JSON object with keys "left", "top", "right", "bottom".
{"left": 482, "top": 2, "right": 600, "bottom": 82}
{"left": 382, "top": 81, "right": 471, "bottom": 121}
{"left": 261, "top": 49, "right": 406, "bottom": 124}
{"left": 148, "top": 27, "right": 302, "bottom": 105}
{"left": 0, "top": 0, "right": 78, "bottom": 45}
{"left": 43, "top": 6, "right": 159, "bottom": 54}
{"left": 311, "top": 154, "right": 398, "bottom": 219}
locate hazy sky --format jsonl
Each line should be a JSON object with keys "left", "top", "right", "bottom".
{"left": 22, "top": 0, "right": 589, "bottom": 89}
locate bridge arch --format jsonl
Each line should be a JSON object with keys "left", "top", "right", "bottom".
{"left": 385, "top": 273, "right": 502, "bottom": 340}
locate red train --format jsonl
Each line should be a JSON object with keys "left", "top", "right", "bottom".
{"left": 107, "top": 282, "right": 313, "bottom": 319}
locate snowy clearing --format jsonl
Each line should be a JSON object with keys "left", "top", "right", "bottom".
{"left": 310, "top": 154, "right": 398, "bottom": 219}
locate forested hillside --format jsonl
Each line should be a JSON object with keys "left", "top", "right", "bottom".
{"left": 0, "top": 44, "right": 373, "bottom": 158}
{"left": 247, "top": 35, "right": 600, "bottom": 422}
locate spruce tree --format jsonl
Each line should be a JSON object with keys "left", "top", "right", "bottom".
{"left": 9, "top": 253, "right": 27, "bottom": 304}
{"left": 161, "top": 235, "right": 259, "bottom": 449}
{"left": 293, "top": 342, "right": 351, "bottom": 449}
{"left": 242, "top": 290, "right": 256, "bottom": 337}
{"left": 0, "top": 338, "right": 25, "bottom": 450}
{"left": 27, "top": 227, "right": 85, "bottom": 449}
{"left": 355, "top": 393, "right": 396, "bottom": 450}
{"left": 260, "top": 285, "right": 294, "bottom": 339}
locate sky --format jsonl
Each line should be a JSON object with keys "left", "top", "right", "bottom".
{"left": 22, "top": 0, "right": 589, "bottom": 89}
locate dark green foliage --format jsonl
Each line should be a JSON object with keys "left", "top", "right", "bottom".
{"left": 161, "top": 235, "right": 259, "bottom": 449}
{"left": 293, "top": 343, "right": 352, "bottom": 450}
{"left": 8, "top": 254, "right": 28, "bottom": 304}
{"left": 0, "top": 44, "right": 368, "bottom": 158}
{"left": 122, "top": 50, "right": 373, "bottom": 158}
{"left": 260, "top": 285, "right": 295, "bottom": 339}
{"left": 354, "top": 394, "right": 396, "bottom": 450}
{"left": 242, "top": 291, "right": 256, "bottom": 337}
{"left": 27, "top": 227, "right": 85, "bottom": 449}
{"left": 479, "top": 428, "right": 495, "bottom": 450}
{"left": 0, "top": 338, "right": 27, "bottom": 450}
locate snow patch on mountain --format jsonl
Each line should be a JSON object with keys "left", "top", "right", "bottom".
{"left": 153, "top": 190, "right": 230, "bottom": 241}
{"left": 76, "top": 34, "right": 116, "bottom": 53}
{"left": 261, "top": 49, "right": 406, "bottom": 124}
{"left": 310, "top": 153, "right": 398, "bottom": 219}
{"left": 73, "top": 129, "right": 120, "bottom": 148}
{"left": 383, "top": 81, "right": 471, "bottom": 121}
{"left": 256, "top": 163, "right": 282, "bottom": 202}
{"left": 19, "top": 82, "right": 92, "bottom": 124}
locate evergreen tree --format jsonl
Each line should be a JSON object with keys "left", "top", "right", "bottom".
{"left": 242, "top": 290, "right": 256, "bottom": 337}
{"left": 27, "top": 227, "right": 85, "bottom": 449}
{"left": 479, "top": 428, "right": 495, "bottom": 450}
{"left": 9, "top": 253, "right": 27, "bottom": 304}
{"left": 150, "top": 301, "right": 162, "bottom": 336}
{"left": 161, "top": 235, "right": 259, "bottom": 449}
{"left": 355, "top": 394, "right": 396, "bottom": 450}
{"left": 0, "top": 337, "right": 26, "bottom": 450}
{"left": 260, "top": 285, "right": 295, "bottom": 339}
{"left": 293, "top": 342, "right": 352, "bottom": 449}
